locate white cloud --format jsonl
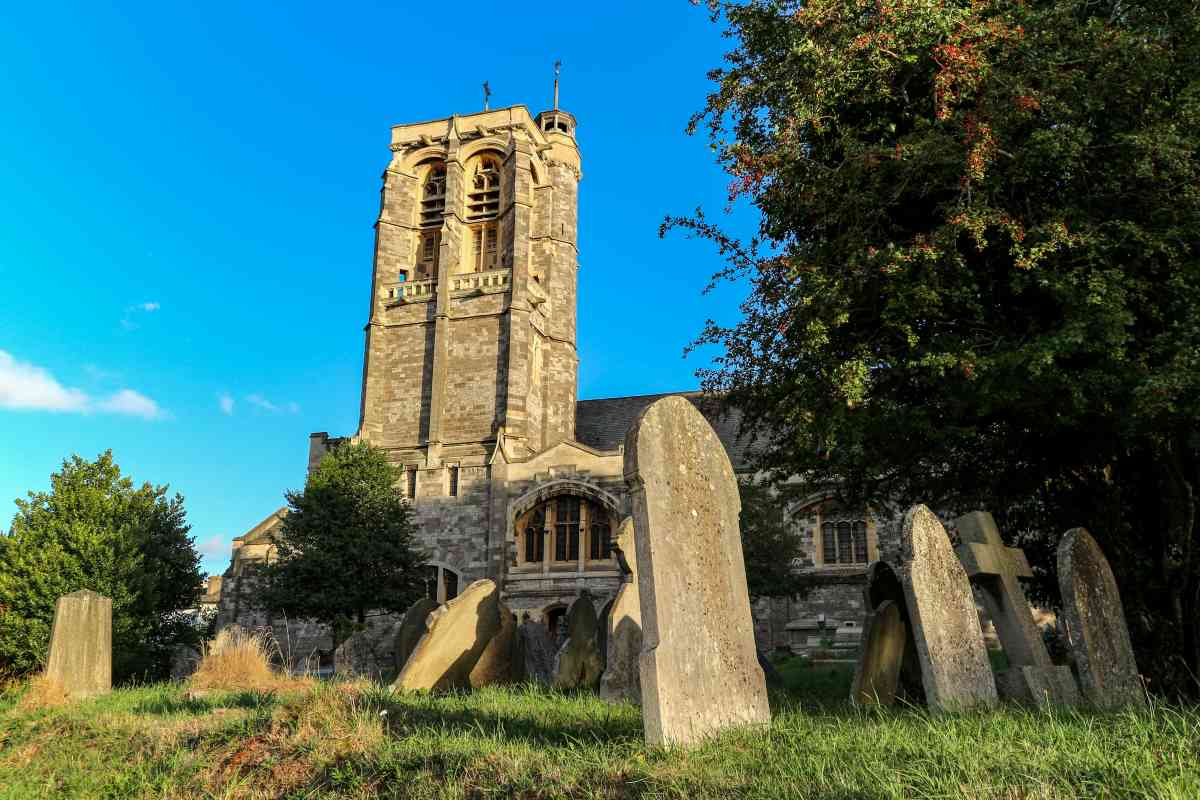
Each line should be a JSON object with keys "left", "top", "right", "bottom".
{"left": 120, "top": 301, "right": 161, "bottom": 330}
{"left": 0, "top": 350, "right": 166, "bottom": 419}
{"left": 196, "top": 534, "right": 231, "bottom": 558}
{"left": 245, "top": 393, "right": 300, "bottom": 414}
{"left": 218, "top": 392, "right": 235, "bottom": 415}
{"left": 96, "top": 389, "right": 165, "bottom": 420}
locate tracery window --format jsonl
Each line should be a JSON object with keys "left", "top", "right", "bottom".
{"left": 515, "top": 495, "right": 614, "bottom": 567}
{"left": 821, "top": 519, "right": 870, "bottom": 565}
{"left": 466, "top": 156, "right": 501, "bottom": 220}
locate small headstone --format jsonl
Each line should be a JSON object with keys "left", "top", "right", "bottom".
{"left": 955, "top": 511, "right": 1079, "bottom": 706}
{"left": 851, "top": 600, "right": 906, "bottom": 706}
{"left": 335, "top": 615, "right": 404, "bottom": 681}
{"left": 45, "top": 589, "right": 112, "bottom": 699}
{"left": 514, "top": 620, "right": 556, "bottom": 683}
{"left": 469, "top": 600, "right": 516, "bottom": 688}
{"left": 1058, "top": 528, "right": 1145, "bottom": 708}
{"left": 898, "top": 505, "right": 997, "bottom": 711}
{"left": 599, "top": 517, "right": 642, "bottom": 704}
{"left": 552, "top": 592, "right": 604, "bottom": 690}
{"left": 393, "top": 580, "right": 501, "bottom": 692}
{"left": 624, "top": 395, "right": 770, "bottom": 746}
{"left": 394, "top": 597, "right": 438, "bottom": 673}
{"left": 862, "top": 561, "right": 924, "bottom": 703}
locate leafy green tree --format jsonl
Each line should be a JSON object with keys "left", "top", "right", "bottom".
{"left": 739, "top": 479, "right": 808, "bottom": 601}
{"left": 0, "top": 452, "right": 202, "bottom": 681}
{"left": 672, "top": 0, "right": 1200, "bottom": 695}
{"left": 260, "top": 442, "right": 427, "bottom": 651}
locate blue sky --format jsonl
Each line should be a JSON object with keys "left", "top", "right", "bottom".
{"left": 0, "top": 2, "right": 755, "bottom": 576}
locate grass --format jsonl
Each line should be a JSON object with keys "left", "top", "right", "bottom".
{"left": 0, "top": 664, "right": 1197, "bottom": 799}
{"left": 189, "top": 626, "right": 314, "bottom": 694}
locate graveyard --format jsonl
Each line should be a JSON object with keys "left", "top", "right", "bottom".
{"left": 3, "top": 398, "right": 1200, "bottom": 797}
{"left": 4, "top": 1, "right": 1200, "bottom": 797}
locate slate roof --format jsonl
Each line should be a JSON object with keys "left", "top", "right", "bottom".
{"left": 574, "top": 391, "right": 756, "bottom": 470}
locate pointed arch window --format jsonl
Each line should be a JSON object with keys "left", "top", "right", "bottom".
{"left": 415, "top": 161, "right": 446, "bottom": 278}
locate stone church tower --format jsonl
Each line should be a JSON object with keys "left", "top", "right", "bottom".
{"left": 219, "top": 101, "right": 890, "bottom": 660}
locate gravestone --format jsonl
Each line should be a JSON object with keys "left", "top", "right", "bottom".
{"left": 624, "top": 395, "right": 770, "bottom": 746}
{"left": 955, "top": 511, "right": 1079, "bottom": 706}
{"left": 599, "top": 517, "right": 642, "bottom": 704}
{"left": 1058, "top": 528, "right": 1145, "bottom": 708}
{"left": 394, "top": 597, "right": 438, "bottom": 673}
{"left": 469, "top": 600, "right": 516, "bottom": 687}
{"left": 45, "top": 589, "right": 112, "bottom": 698}
{"left": 552, "top": 592, "right": 604, "bottom": 690}
{"left": 898, "top": 505, "right": 997, "bottom": 711}
{"left": 862, "top": 561, "right": 924, "bottom": 703}
{"left": 335, "top": 615, "right": 404, "bottom": 680}
{"left": 850, "top": 600, "right": 906, "bottom": 706}
{"left": 514, "top": 619, "right": 556, "bottom": 684}
{"left": 393, "top": 580, "right": 501, "bottom": 692}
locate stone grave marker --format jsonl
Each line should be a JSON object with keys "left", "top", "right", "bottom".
{"left": 1058, "top": 528, "right": 1145, "bottom": 708}
{"left": 624, "top": 395, "right": 770, "bottom": 746}
{"left": 394, "top": 597, "right": 438, "bottom": 674}
{"left": 599, "top": 517, "right": 642, "bottom": 704}
{"left": 514, "top": 619, "right": 556, "bottom": 683}
{"left": 898, "top": 505, "right": 997, "bottom": 711}
{"left": 861, "top": 561, "right": 924, "bottom": 703}
{"left": 469, "top": 600, "right": 516, "bottom": 688}
{"left": 335, "top": 615, "right": 404, "bottom": 680}
{"left": 394, "top": 580, "right": 501, "bottom": 692}
{"left": 45, "top": 589, "right": 112, "bottom": 698}
{"left": 552, "top": 592, "right": 604, "bottom": 690}
{"left": 955, "top": 511, "right": 1079, "bottom": 706}
{"left": 850, "top": 600, "right": 906, "bottom": 706}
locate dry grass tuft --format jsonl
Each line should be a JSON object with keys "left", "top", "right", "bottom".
{"left": 190, "top": 627, "right": 312, "bottom": 693}
{"left": 17, "top": 674, "right": 69, "bottom": 710}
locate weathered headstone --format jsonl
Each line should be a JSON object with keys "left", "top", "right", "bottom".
{"left": 1058, "top": 528, "right": 1145, "bottom": 708}
{"left": 335, "top": 615, "right": 404, "bottom": 681}
{"left": 599, "top": 517, "right": 642, "bottom": 704}
{"left": 624, "top": 395, "right": 770, "bottom": 746}
{"left": 394, "top": 597, "right": 438, "bottom": 674}
{"left": 469, "top": 600, "right": 516, "bottom": 688}
{"left": 898, "top": 505, "right": 997, "bottom": 711}
{"left": 850, "top": 600, "right": 906, "bottom": 706}
{"left": 955, "top": 511, "right": 1079, "bottom": 706}
{"left": 393, "top": 580, "right": 501, "bottom": 692}
{"left": 45, "top": 589, "right": 112, "bottom": 698}
{"left": 514, "top": 619, "right": 556, "bottom": 684}
{"left": 861, "top": 561, "right": 924, "bottom": 703}
{"left": 552, "top": 592, "right": 604, "bottom": 690}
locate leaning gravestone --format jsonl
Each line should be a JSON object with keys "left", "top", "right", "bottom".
{"left": 1058, "top": 528, "right": 1145, "bottom": 708}
{"left": 859, "top": 561, "right": 924, "bottom": 703}
{"left": 624, "top": 395, "right": 770, "bottom": 746}
{"left": 599, "top": 517, "right": 642, "bottom": 704}
{"left": 469, "top": 600, "right": 516, "bottom": 688}
{"left": 394, "top": 580, "right": 501, "bottom": 692}
{"left": 394, "top": 597, "right": 438, "bottom": 674}
{"left": 850, "top": 600, "right": 906, "bottom": 706}
{"left": 552, "top": 592, "right": 605, "bottom": 690}
{"left": 335, "top": 615, "right": 404, "bottom": 680}
{"left": 955, "top": 511, "right": 1079, "bottom": 707}
{"left": 514, "top": 619, "right": 556, "bottom": 684}
{"left": 898, "top": 505, "right": 997, "bottom": 711}
{"left": 45, "top": 589, "right": 112, "bottom": 698}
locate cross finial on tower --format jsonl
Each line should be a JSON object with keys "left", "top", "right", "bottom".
{"left": 553, "top": 60, "right": 562, "bottom": 110}
{"left": 482, "top": 81, "right": 491, "bottom": 111}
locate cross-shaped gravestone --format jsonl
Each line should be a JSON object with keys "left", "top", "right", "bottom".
{"left": 954, "top": 512, "right": 1079, "bottom": 706}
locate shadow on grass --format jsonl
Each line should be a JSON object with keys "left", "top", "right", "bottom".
{"left": 133, "top": 690, "right": 279, "bottom": 716}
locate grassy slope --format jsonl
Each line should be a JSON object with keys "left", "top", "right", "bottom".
{"left": 1, "top": 664, "right": 1198, "bottom": 799}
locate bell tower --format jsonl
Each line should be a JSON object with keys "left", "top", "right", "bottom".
{"left": 356, "top": 104, "right": 582, "bottom": 471}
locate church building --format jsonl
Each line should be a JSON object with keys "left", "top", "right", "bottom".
{"left": 215, "top": 101, "right": 888, "bottom": 661}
